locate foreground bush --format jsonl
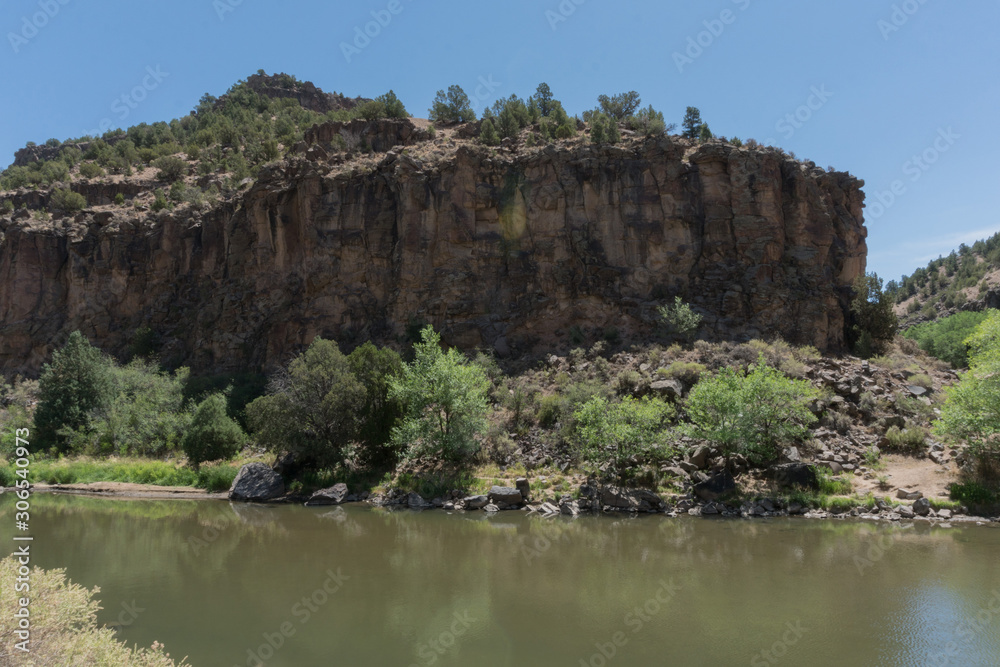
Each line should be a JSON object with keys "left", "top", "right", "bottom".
{"left": 936, "top": 311, "right": 1000, "bottom": 485}
{"left": 683, "top": 357, "right": 818, "bottom": 466}
{"left": 390, "top": 326, "right": 490, "bottom": 462}
{"left": 0, "top": 557, "right": 187, "bottom": 666}
{"left": 573, "top": 395, "right": 674, "bottom": 479}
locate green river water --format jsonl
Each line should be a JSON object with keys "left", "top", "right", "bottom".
{"left": 2, "top": 494, "right": 1000, "bottom": 666}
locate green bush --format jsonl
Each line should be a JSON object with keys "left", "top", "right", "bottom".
{"left": 626, "top": 105, "right": 668, "bottom": 136}
{"left": 78, "top": 162, "right": 104, "bottom": 179}
{"left": 389, "top": 326, "right": 490, "bottom": 462}
{"left": 33, "top": 332, "right": 115, "bottom": 452}
{"left": 183, "top": 393, "right": 245, "bottom": 467}
{"left": 904, "top": 310, "right": 991, "bottom": 368}
{"left": 657, "top": 297, "right": 702, "bottom": 343}
{"left": 597, "top": 91, "right": 641, "bottom": 122}
{"left": 153, "top": 155, "right": 186, "bottom": 182}
{"left": 49, "top": 188, "right": 87, "bottom": 213}
{"left": 246, "top": 338, "right": 364, "bottom": 468}
{"left": 683, "top": 357, "right": 818, "bottom": 466}
{"left": 114, "top": 193, "right": 125, "bottom": 205}
{"left": 479, "top": 118, "right": 500, "bottom": 146}
{"left": 573, "top": 395, "right": 674, "bottom": 479}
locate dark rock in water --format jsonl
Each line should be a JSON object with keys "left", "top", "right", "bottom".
{"left": 693, "top": 471, "right": 735, "bottom": 501}
{"left": 515, "top": 477, "right": 531, "bottom": 502}
{"left": 600, "top": 487, "right": 664, "bottom": 511}
{"left": 229, "top": 462, "right": 285, "bottom": 502}
{"left": 463, "top": 495, "right": 489, "bottom": 510}
{"left": 305, "top": 483, "right": 349, "bottom": 506}
{"left": 770, "top": 463, "right": 819, "bottom": 490}
{"left": 408, "top": 492, "right": 432, "bottom": 509}
{"left": 488, "top": 486, "right": 523, "bottom": 506}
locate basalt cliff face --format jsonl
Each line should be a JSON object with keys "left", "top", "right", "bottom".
{"left": 0, "top": 121, "right": 866, "bottom": 375}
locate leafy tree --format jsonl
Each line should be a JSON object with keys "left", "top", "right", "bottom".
{"left": 78, "top": 162, "right": 104, "bottom": 179}
{"left": 389, "top": 326, "right": 490, "bottom": 462}
{"left": 848, "top": 272, "right": 898, "bottom": 358}
{"left": 429, "top": 85, "right": 477, "bottom": 124}
{"left": 935, "top": 311, "right": 1000, "bottom": 484}
{"left": 683, "top": 358, "right": 819, "bottom": 466}
{"left": 375, "top": 90, "right": 408, "bottom": 118}
{"left": 346, "top": 342, "right": 404, "bottom": 467}
{"left": 534, "top": 83, "right": 554, "bottom": 117}
{"left": 49, "top": 188, "right": 87, "bottom": 213}
{"left": 183, "top": 392, "right": 246, "bottom": 468}
{"left": 657, "top": 297, "right": 702, "bottom": 343}
{"left": 682, "top": 106, "right": 703, "bottom": 139}
{"left": 479, "top": 118, "right": 500, "bottom": 146}
{"left": 904, "top": 310, "right": 992, "bottom": 368}
{"left": 597, "top": 91, "right": 641, "bottom": 122}
{"left": 573, "top": 395, "right": 674, "bottom": 480}
{"left": 33, "top": 331, "right": 115, "bottom": 452}
{"left": 91, "top": 360, "right": 191, "bottom": 457}
{"left": 246, "top": 338, "right": 365, "bottom": 467}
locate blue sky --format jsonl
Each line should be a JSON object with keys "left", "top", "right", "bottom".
{"left": 1, "top": 0, "right": 997, "bottom": 282}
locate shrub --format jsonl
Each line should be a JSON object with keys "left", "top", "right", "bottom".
{"left": 573, "top": 395, "right": 675, "bottom": 479}
{"left": 0, "top": 557, "right": 189, "bottom": 666}
{"left": 657, "top": 296, "right": 702, "bottom": 343}
{"left": 49, "top": 188, "right": 87, "bottom": 213}
{"left": 153, "top": 155, "right": 186, "bottom": 182}
{"left": 78, "top": 161, "right": 104, "bottom": 179}
{"left": 246, "top": 338, "right": 364, "bottom": 468}
{"left": 114, "top": 193, "right": 125, "bottom": 205}
{"left": 660, "top": 361, "right": 706, "bottom": 386}
{"left": 33, "top": 331, "right": 115, "bottom": 452}
{"left": 883, "top": 425, "right": 926, "bottom": 452}
{"left": 626, "top": 105, "right": 668, "bottom": 136}
{"left": 183, "top": 392, "right": 245, "bottom": 467}
{"left": 683, "top": 357, "right": 819, "bottom": 466}
{"left": 904, "top": 310, "right": 991, "bottom": 368}
{"left": 151, "top": 189, "right": 169, "bottom": 211}
{"left": 597, "top": 91, "right": 641, "bottom": 122}
{"left": 91, "top": 360, "right": 191, "bottom": 457}
{"left": 389, "top": 326, "right": 490, "bottom": 462}
{"left": 429, "top": 85, "right": 477, "bottom": 124}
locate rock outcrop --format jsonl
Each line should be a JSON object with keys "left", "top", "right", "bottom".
{"left": 0, "top": 124, "right": 867, "bottom": 376}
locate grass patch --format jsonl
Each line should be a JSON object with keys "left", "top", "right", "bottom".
{"left": 928, "top": 498, "right": 962, "bottom": 511}
{"left": 0, "top": 457, "right": 238, "bottom": 491}
{"left": 817, "top": 470, "right": 853, "bottom": 496}
{"left": 883, "top": 425, "right": 927, "bottom": 452}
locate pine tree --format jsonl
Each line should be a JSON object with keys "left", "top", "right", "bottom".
{"left": 480, "top": 118, "right": 500, "bottom": 146}
{"left": 682, "top": 107, "right": 703, "bottom": 139}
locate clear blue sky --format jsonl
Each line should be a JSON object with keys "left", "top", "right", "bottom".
{"left": 2, "top": 0, "right": 998, "bottom": 283}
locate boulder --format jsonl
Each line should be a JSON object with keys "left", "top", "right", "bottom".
{"left": 770, "top": 463, "right": 819, "bottom": 490}
{"left": 687, "top": 445, "right": 712, "bottom": 470}
{"left": 896, "top": 489, "right": 923, "bottom": 501}
{"left": 649, "top": 379, "right": 684, "bottom": 400}
{"left": 693, "top": 471, "right": 735, "bottom": 501}
{"left": 229, "top": 462, "right": 285, "bottom": 502}
{"left": 912, "top": 497, "right": 931, "bottom": 516}
{"left": 305, "top": 483, "right": 349, "bottom": 506}
{"left": 515, "top": 477, "right": 531, "bottom": 502}
{"left": 488, "top": 486, "right": 523, "bottom": 506}
{"left": 484, "top": 503, "right": 500, "bottom": 513}
{"left": 463, "top": 495, "right": 489, "bottom": 510}
{"left": 907, "top": 385, "right": 929, "bottom": 397}
{"left": 408, "top": 492, "right": 432, "bottom": 509}
{"left": 539, "top": 502, "right": 560, "bottom": 515}
{"left": 937, "top": 508, "right": 953, "bottom": 520}
{"left": 599, "top": 487, "right": 664, "bottom": 511}
{"left": 559, "top": 498, "right": 580, "bottom": 516}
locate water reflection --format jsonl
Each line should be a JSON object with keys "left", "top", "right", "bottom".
{"left": 1, "top": 495, "right": 998, "bottom": 666}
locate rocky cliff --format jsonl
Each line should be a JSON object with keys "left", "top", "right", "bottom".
{"left": 0, "top": 120, "right": 866, "bottom": 376}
